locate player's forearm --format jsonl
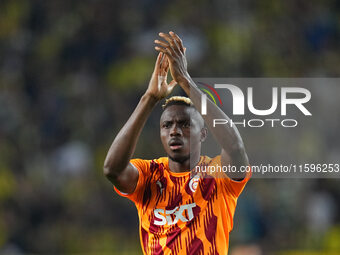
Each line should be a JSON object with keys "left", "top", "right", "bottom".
{"left": 103, "top": 93, "right": 158, "bottom": 177}
{"left": 180, "top": 77, "right": 248, "bottom": 166}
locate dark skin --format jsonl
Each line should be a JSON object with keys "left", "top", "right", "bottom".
{"left": 103, "top": 52, "right": 177, "bottom": 193}
{"left": 154, "top": 31, "right": 249, "bottom": 178}
{"left": 104, "top": 31, "right": 249, "bottom": 194}
{"left": 160, "top": 104, "right": 207, "bottom": 173}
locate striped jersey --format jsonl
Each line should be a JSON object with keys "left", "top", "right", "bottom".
{"left": 114, "top": 155, "right": 251, "bottom": 255}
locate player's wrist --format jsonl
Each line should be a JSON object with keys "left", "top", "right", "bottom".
{"left": 142, "top": 92, "right": 162, "bottom": 104}
{"left": 177, "top": 73, "right": 194, "bottom": 91}
{"left": 176, "top": 73, "right": 191, "bottom": 87}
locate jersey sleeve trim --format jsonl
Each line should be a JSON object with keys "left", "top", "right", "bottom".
{"left": 228, "top": 165, "right": 252, "bottom": 183}
{"left": 113, "top": 161, "right": 143, "bottom": 199}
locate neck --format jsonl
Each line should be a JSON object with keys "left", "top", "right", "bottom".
{"left": 168, "top": 152, "right": 201, "bottom": 173}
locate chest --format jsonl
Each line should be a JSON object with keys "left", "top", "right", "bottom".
{"left": 141, "top": 174, "right": 219, "bottom": 210}
{"left": 139, "top": 175, "right": 224, "bottom": 233}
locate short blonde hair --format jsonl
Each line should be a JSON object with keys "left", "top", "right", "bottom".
{"left": 162, "top": 96, "right": 193, "bottom": 109}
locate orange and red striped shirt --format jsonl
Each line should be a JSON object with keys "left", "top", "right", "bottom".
{"left": 114, "top": 155, "right": 251, "bottom": 255}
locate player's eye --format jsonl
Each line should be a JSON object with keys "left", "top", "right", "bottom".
{"left": 162, "top": 122, "right": 172, "bottom": 128}
{"left": 182, "top": 121, "right": 190, "bottom": 128}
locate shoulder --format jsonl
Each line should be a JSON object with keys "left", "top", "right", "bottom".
{"left": 153, "top": 157, "right": 169, "bottom": 165}
{"left": 130, "top": 157, "right": 168, "bottom": 172}
{"left": 199, "top": 155, "right": 221, "bottom": 166}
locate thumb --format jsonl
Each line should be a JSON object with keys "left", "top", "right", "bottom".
{"left": 168, "top": 80, "right": 177, "bottom": 90}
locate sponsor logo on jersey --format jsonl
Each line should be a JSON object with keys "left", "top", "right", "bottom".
{"left": 154, "top": 203, "right": 196, "bottom": 226}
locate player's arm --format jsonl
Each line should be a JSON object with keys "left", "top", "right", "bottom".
{"left": 155, "top": 32, "right": 248, "bottom": 180}
{"left": 103, "top": 52, "right": 177, "bottom": 193}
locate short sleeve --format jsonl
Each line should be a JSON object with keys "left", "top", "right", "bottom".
{"left": 223, "top": 169, "right": 251, "bottom": 198}
{"left": 210, "top": 155, "right": 252, "bottom": 198}
{"left": 114, "top": 158, "right": 151, "bottom": 203}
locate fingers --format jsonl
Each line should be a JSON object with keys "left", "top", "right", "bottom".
{"left": 154, "top": 52, "right": 169, "bottom": 78}
{"left": 169, "top": 80, "right": 177, "bottom": 88}
{"left": 154, "top": 40, "right": 175, "bottom": 58}
{"left": 155, "top": 45, "right": 173, "bottom": 58}
{"left": 154, "top": 39, "right": 169, "bottom": 49}
{"left": 167, "top": 79, "right": 177, "bottom": 91}
{"left": 161, "top": 55, "right": 170, "bottom": 73}
{"left": 155, "top": 32, "right": 183, "bottom": 56}
{"left": 159, "top": 32, "right": 178, "bottom": 52}
{"left": 159, "top": 52, "right": 165, "bottom": 65}
{"left": 169, "top": 31, "right": 185, "bottom": 54}
{"left": 154, "top": 52, "right": 162, "bottom": 68}
{"left": 159, "top": 52, "right": 167, "bottom": 72}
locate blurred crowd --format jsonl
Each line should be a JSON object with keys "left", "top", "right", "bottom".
{"left": 0, "top": 0, "right": 340, "bottom": 254}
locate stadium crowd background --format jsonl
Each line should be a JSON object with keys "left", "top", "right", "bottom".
{"left": 0, "top": 0, "right": 340, "bottom": 254}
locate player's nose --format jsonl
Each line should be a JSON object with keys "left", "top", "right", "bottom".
{"left": 170, "top": 124, "right": 182, "bottom": 136}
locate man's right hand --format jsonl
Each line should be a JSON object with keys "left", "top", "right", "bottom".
{"left": 145, "top": 52, "right": 177, "bottom": 100}
{"left": 104, "top": 52, "right": 177, "bottom": 194}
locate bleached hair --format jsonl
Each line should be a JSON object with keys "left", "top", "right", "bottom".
{"left": 162, "top": 96, "right": 193, "bottom": 110}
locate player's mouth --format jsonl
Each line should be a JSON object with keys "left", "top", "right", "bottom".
{"left": 169, "top": 139, "right": 184, "bottom": 150}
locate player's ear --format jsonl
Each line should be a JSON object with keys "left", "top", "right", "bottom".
{"left": 200, "top": 127, "right": 208, "bottom": 142}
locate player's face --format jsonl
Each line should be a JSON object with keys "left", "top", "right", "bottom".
{"left": 160, "top": 105, "right": 203, "bottom": 163}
